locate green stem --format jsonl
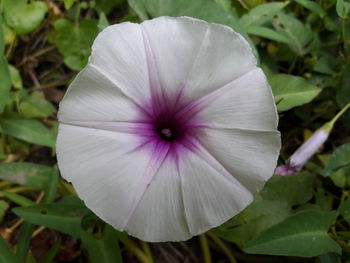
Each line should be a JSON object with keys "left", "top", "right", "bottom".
{"left": 120, "top": 237, "right": 151, "bottom": 263}
{"left": 140, "top": 241, "right": 154, "bottom": 263}
{"left": 207, "top": 233, "right": 237, "bottom": 263}
{"left": 199, "top": 234, "right": 212, "bottom": 263}
{"left": 323, "top": 101, "right": 350, "bottom": 132}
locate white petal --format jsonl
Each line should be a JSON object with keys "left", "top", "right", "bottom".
{"left": 198, "top": 68, "right": 278, "bottom": 131}
{"left": 200, "top": 128, "right": 281, "bottom": 194}
{"left": 125, "top": 158, "right": 191, "bottom": 242}
{"left": 56, "top": 124, "right": 156, "bottom": 231}
{"left": 141, "top": 16, "right": 256, "bottom": 99}
{"left": 179, "top": 150, "right": 253, "bottom": 236}
{"left": 58, "top": 64, "right": 140, "bottom": 124}
{"left": 89, "top": 22, "right": 151, "bottom": 103}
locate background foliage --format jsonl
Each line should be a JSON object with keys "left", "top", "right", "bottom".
{"left": 0, "top": 0, "right": 350, "bottom": 262}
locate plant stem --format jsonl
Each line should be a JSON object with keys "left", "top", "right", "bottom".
{"left": 207, "top": 233, "right": 237, "bottom": 263}
{"left": 121, "top": 237, "right": 152, "bottom": 263}
{"left": 140, "top": 241, "right": 154, "bottom": 263}
{"left": 199, "top": 234, "right": 212, "bottom": 263}
{"left": 324, "top": 101, "right": 350, "bottom": 131}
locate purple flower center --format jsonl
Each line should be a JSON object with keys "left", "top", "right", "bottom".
{"left": 133, "top": 91, "right": 205, "bottom": 161}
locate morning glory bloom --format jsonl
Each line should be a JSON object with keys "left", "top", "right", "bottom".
{"left": 56, "top": 16, "right": 281, "bottom": 242}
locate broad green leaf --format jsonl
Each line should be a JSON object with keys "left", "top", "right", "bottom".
{"left": 269, "top": 74, "right": 321, "bottom": 111}
{"left": 322, "top": 143, "right": 350, "bottom": 176}
{"left": 273, "top": 13, "right": 319, "bottom": 56}
{"left": 13, "top": 202, "right": 90, "bottom": 238}
{"left": 340, "top": 198, "right": 350, "bottom": 224}
{"left": 244, "top": 210, "right": 341, "bottom": 257}
{"left": 1, "top": 118, "right": 56, "bottom": 147}
{"left": 0, "top": 162, "right": 52, "bottom": 189}
{"left": 240, "top": 2, "right": 288, "bottom": 29}
{"left": 295, "top": 0, "right": 326, "bottom": 17}
{"left": 95, "top": 0, "right": 124, "bottom": 14}
{"left": 212, "top": 196, "right": 290, "bottom": 247}
{"left": 48, "top": 19, "right": 99, "bottom": 70}
{"left": 336, "top": 0, "right": 350, "bottom": 18}
{"left": 81, "top": 225, "right": 123, "bottom": 263}
{"left": 0, "top": 191, "right": 35, "bottom": 207}
{"left": 19, "top": 91, "right": 56, "bottom": 118}
{"left": 261, "top": 172, "right": 315, "bottom": 206}
{"left": 0, "top": 14, "right": 11, "bottom": 113}
{"left": 0, "top": 200, "right": 9, "bottom": 223}
{"left": 0, "top": 236, "right": 17, "bottom": 263}
{"left": 245, "top": 26, "right": 290, "bottom": 44}
{"left": 4, "top": 0, "right": 48, "bottom": 35}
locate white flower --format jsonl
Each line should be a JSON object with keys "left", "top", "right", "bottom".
{"left": 56, "top": 16, "right": 281, "bottom": 242}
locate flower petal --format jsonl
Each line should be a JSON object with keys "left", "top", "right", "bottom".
{"left": 56, "top": 124, "right": 156, "bottom": 231}
{"left": 58, "top": 64, "right": 140, "bottom": 124}
{"left": 179, "top": 151, "right": 253, "bottom": 236}
{"left": 198, "top": 68, "right": 278, "bottom": 131}
{"left": 89, "top": 22, "right": 151, "bottom": 103}
{"left": 141, "top": 16, "right": 256, "bottom": 99}
{"left": 125, "top": 158, "right": 191, "bottom": 242}
{"left": 200, "top": 127, "right": 280, "bottom": 194}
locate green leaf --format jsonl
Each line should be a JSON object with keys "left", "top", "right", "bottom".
{"left": 43, "top": 168, "right": 59, "bottom": 203}
{"left": 340, "top": 198, "right": 350, "bottom": 224}
{"left": 319, "top": 253, "right": 342, "bottom": 263}
{"left": 13, "top": 202, "right": 90, "bottom": 238}
{"left": 269, "top": 74, "right": 321, "bottom": 111}
{"left": 48, "top": 19, "right": 99, "bottom": 70}
{"left": 95, "top": 0, "right": 124, "bottom": 14}
{"left": 273, "top": 13, "right": 319, "bottom": 56}
{"left": 244, "top": 210, "right": 341, "bottom": 257}
{"left": 19, "top": 91, "right": 56, "bottom": 118}
{"left": 322, "top": 143, "right": 350, "bottom": 176}
{"left": 0, "top": 162, "right": 53, "bottom": 189}
{"left": 127, "top": 0, "right": 256, "bottom": 56}
{"left": 16, "top": 222, "right": 36, "bottom": 263}
{"left": 245, "top": 26, "right": 290, "bottom": 44}
{"left": 295, "top": 0, "right": 326, "bottom": 17}
{"left": 25, "top": 251, "right": 37, "bottom": 263}
{"left": 0, "top": 14, "right": 11, "bottom": 114}
{"left": 4, "top": 0, "right": 48, "bottom": 35}
{"left": 212, "top": 196, "right": 290, "bottom": 247}
{"left": 260, "top": 172, "right": 316, "bottom": 206}
{"left": 9, "top": 65, "right": 23, "bottom": 89}
{"left": 98, "top": 12, "right": 109, "bottom": 32}
{"left": 40, "top": 239, "right": 61, "bottom": 263}
{"left": 1, "top": 118, "right": 56, "bottom": 148}
{"left": 0, "top": 200, "right": 9, "bottom": 223}
{"left": 0, "top": 236, "right": 18, "bottom": 263}
{"left": 0, "top": 191, "right": 35, "bottom": 207}
{"left": 63, "top": 0, "right": 77, "bottom": 9}
{"left": 336, "top": 0, "right": 350, "bottom": 18}
{"left": 81, "top": 225, "right": 123, "bottom": 263}
{"left": 240, "top": 2, "right": 288, "bottom": 29}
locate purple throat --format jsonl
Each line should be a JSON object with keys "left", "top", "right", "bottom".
{"left": 132, "top": 90, "right": 206, "bottom": 161}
